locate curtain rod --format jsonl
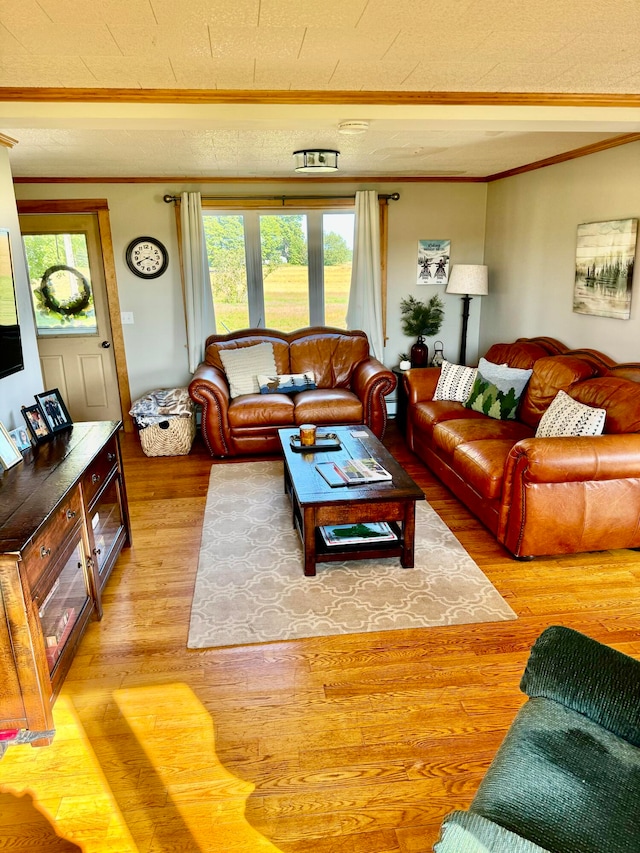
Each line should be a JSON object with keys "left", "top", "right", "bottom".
{"left": 163, "top": 192, "right": 400, "bottom": 203}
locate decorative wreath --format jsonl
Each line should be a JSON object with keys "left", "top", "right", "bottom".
{"left": 35, "top": 265, "right": 93, "bottom": 320}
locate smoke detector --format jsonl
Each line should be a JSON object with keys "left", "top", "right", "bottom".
{"left": 337, "top": 120, "right": 370, "bottom": 135}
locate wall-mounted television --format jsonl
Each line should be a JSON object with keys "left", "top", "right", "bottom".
{"left": 0, "top": 228, "right": 24, "bottom": 380}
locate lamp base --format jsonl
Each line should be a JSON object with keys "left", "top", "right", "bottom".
{"left": 458, "top": 295, "right": 472, "bottom": 365}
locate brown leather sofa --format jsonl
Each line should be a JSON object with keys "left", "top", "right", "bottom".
{"left": 405, "top": 337, "right": 640, "bottom": 559}
{"left": 189, "top": 327, "right": 397, "bottom": 457}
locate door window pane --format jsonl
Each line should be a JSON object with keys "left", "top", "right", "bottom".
{"left": 261, "top": 214, "right": 309, "bottom": 331}
{"left": 323, "top": 213, "right": 354, "bottom": 329}
{"left": 203, "top": 214, "right": 250, "bottom": 332}
{"left": 22, "top": 233, "right": 96, "bottom": 335}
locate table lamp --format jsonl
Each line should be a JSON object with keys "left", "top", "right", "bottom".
{"left": 445, "top": 264, "right": 489, "bottom": 364}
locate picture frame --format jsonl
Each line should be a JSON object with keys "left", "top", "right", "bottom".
{"left": 574, "top": 218, "right": 637, "bottom": 320}
{"left": 8, "top": 426, "right": 31, "bottom": 452}
{"left": 22, "top": 403, "right": 51, "bottom": 444}
{"left": 35, "top": 388, "right": 73, "bottom": 434}
{"left": 417, "top": 239, "right": 451, "bottom": 285}
{"left": 0, "top": 422, "right": 23, "bottom": 470}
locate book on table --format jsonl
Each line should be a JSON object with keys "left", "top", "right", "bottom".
{"left": 320, "top": 522, "right": 398, "bottom": 546}
{"left": 315, "top": 458, "right": 392, "bottom": 488}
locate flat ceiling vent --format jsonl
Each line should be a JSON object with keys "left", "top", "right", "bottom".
{"left": 338, "top": 120, "right": 370, "bottom": 135}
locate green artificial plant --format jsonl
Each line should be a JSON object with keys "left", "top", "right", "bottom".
{"left": 400, "top": 294, "right": 445, "bottom": 338}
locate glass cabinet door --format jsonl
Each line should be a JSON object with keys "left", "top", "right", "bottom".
{"left": 90, "top": 474, "right": 125, "bottom": 579}
{"left": 36, "top": 540, "right": 91, "bottom": 673}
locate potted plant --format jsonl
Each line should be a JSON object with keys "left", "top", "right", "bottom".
{"left": 400, "top": 294, "right": 445, "bottom": 366}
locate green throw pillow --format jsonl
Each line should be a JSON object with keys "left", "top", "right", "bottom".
{"left": 464, "top": 358, "right": 532, "bottom": 421}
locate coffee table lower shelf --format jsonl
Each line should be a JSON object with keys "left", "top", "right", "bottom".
{"left": 313, "top": 521, "right": 405, "bottom": 564}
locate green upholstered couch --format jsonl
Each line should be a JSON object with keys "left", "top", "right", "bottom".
{"left": 434, "top": 625, "right": 640, "bottom": 852}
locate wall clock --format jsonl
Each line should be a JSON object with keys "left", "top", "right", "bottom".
{"left": 125, "top": 236, "right": 169, "bottom": 279}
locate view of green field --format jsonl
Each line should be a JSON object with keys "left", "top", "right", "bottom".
{"left": 212, "top": 263, "right": 351, "bottom": 332}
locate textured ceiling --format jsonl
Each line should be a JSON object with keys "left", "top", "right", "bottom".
{"left": 2, "top": 0, "right": 640, "bottom": 179}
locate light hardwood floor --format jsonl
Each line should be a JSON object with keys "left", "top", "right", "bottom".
{"left": 1, "top": 423, "right": 639, "bottom": 853}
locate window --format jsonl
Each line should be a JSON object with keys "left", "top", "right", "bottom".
{"left": 202, "top": 204, "right": 354, "bottom": 333}
{"left": 22, "top": 232, "right": 97, "bottom": 336}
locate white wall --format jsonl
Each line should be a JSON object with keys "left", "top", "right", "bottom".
{"left": 483, "top": 141, "right": 640, "bottom": 362}
{"left": 386, "top": 182, "right": 487, "bottom": 367}
{"left": 14, "top": 181, "right": 488, "bottom": 405}
{"left": 0, "top": 146, "right": 43, "bottom": 430}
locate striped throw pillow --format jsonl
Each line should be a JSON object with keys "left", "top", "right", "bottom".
{"left": 433, "top": 360, "right": 478, "bottom": 403}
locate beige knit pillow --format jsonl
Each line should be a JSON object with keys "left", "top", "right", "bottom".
{"left": 219, "top": 343, "right": 278, "bottom": 398}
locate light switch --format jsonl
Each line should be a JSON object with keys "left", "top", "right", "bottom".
{"left": 121, "top": 311, "right": 134, "bottom": 324}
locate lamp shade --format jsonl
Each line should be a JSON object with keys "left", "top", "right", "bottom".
{"left": 445, "top": 264, "right": 489, "bottom": 296}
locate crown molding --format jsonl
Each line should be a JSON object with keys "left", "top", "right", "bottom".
{"left": 487, "top": 132, "right": 640, "bottom": 181}
{"left": 12, "top": 174, "right": 486, "bottom": 184}
{"left": 3, "top": 87, "right": 640, "bottom": 108}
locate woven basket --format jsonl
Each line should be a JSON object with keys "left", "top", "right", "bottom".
{"left": 139, "top": 415, "right": 196, "bottom": 457}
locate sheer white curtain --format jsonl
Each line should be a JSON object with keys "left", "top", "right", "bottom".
{"left": 180, "top": 191, "right": 216, "bottom": 373}
{"left": 346, "top": 189, "right": 384, "bottom": 361}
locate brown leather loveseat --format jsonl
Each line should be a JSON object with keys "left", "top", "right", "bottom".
{"left": 189, "top": 327, "right": 397, "bottom": 457}
{"left": 405, "top": 337, "right": 640, "bottom": 559}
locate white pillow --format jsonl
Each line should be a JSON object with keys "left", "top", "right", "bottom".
{"left": 433, "top": 359, "right": 478, "bottom": 403}
{"left": 218, "top": 342, "right": 278, "bottom": 398}
{"left": 535, "top": 389, "right": 606, "bottom": 437}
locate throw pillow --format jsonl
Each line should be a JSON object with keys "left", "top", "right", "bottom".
{"left": 433, "top": 360, "right": 478, "bottom": 403}
{"left": 218, "top": 342, "right": 278, "bottom": 398}
{"left": 464, "top": 358, "right": 533, "bottom": 420}
{"left": 535, "top": 389, "right": 606, "bottom": 437}
{"left": 258, "top": 372, "right": 316, "bottom": 395}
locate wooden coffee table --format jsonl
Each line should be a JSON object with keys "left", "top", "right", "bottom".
{"left": 278, "top": 425, "right": 425, "bottom": 577}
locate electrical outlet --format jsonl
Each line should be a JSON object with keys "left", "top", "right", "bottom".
{"left": 121, "top": 311, "right": 134, "bottom": 324}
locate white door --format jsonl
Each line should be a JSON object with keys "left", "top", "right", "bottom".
{"left": 19, "top": 212, "right": 122, "bottom": 422}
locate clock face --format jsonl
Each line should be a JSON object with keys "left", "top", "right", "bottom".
{"left": 126, "top": 237, "right": 168, "bottom": 279}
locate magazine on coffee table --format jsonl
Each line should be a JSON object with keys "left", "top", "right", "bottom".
{"left": 316, "top": 458, "right": 392, "bottom": 487}
{"left": 320, "top": 522, "right": 397, "bottom": 546}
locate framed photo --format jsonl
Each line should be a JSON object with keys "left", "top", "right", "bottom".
{"left": 417, "top": 239, "right": 450, "bottom": 284}
{"left": 574, "top": 219, "right": 637, "bottom": 320}
{"left": 22, "top": 403, "right": 51, "bottom": 444}
{"left": 8, "top": 426, "right": 31, "bottom": 452}
{"left": 0, "top": 422, "right": 23, "bottom": 470}
{"left": 35, "top": 389, "right": 73, "bottom": 434}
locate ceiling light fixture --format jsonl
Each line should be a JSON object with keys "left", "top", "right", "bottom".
{"left": 293, "top": 149, "right": 340, "bottom": 173}
{"left": 337, "top": 120, "right": 370, "bottom": 135}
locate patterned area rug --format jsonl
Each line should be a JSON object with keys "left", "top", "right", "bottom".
{"left": 187, "top": 461, "right": 516, "bottom": 648}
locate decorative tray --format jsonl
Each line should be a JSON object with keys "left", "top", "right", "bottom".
{"left": 290, "top": 433, "right": 342, "bottom": 452}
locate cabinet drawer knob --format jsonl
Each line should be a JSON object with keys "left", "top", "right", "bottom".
{"left": 91, "top": 473, "right": 101, "bottom": 484}
{"left": 93, "top": 547, "right": 102, "bottom": 556}
{"left": 66, "top": 509, "right": 76, "bottom": 520}
{"left": 40, "top": 546, "right": 51, "bottom": 558}
{"left": 107, "top": 452, "right": 116, "bottom": 463}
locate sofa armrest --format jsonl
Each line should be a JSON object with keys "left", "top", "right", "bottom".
{"left": 350, "top": 358, "right": 397, "bottom": 438}
{"left": 499, "top": 434, "right": 640, "bottom": 556}
{"left": 521, "top": 625, "right": 640, "bottom": 747}
{"left": 505, "top": 434, "right": 640, "bottom": 484}
{"left": 403, "top": 366, "right": 440, "bottom": 404}
{"left": 188, "top": 362, "right": 232, "bottom": 456}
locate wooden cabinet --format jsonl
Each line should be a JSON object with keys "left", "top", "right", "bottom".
{"left": 0, "top": 421, "right": 131, "bottom": 745}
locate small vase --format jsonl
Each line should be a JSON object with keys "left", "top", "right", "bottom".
{"left": 410, "top": 335, "right": 429, "bottom": 368}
